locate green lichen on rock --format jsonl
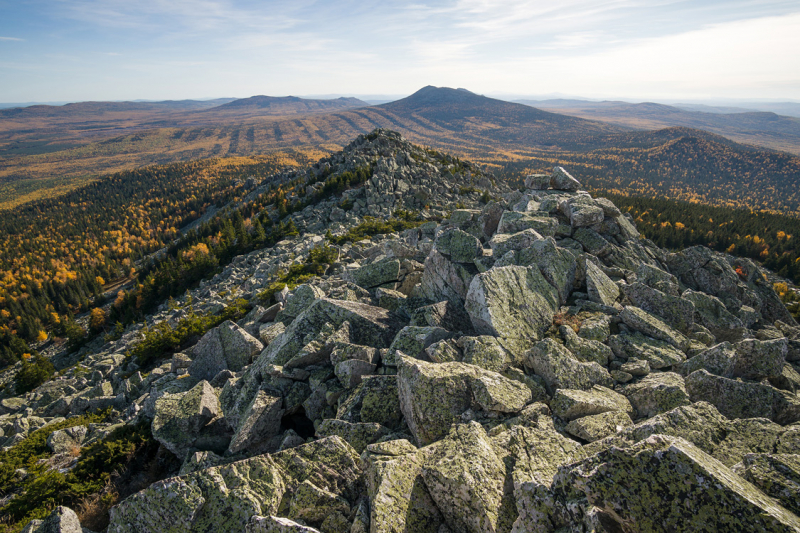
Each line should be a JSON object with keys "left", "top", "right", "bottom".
{"left": 525, "top": 338, "right": 613, "bottom": 394}
{"left": 465, "top": 265, "right": 558, "bottom": 348}
{"left": 565, "top": 410, "right": 633, "bottom": 442}
{"left": 550, "top": 385, "right": 633, "bottom": 421}
{"left": 734, "top": 453, "right": 800, "bottom": 516}
{"left": 620, "top": 372, "right": 690, "bottom": 419}
{"left": 558, "top": 434, "right": 800, "bottom": 533}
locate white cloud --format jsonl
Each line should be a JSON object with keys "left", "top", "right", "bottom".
{"left": 0, "top": 36, "right": 24, "bottom": 41}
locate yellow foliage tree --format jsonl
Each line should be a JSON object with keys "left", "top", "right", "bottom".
{"left": 36, "top": 330, "right": 48, "bottom": 342}
{"left": 89, "top": 308, "right": 106, "bottom": 332}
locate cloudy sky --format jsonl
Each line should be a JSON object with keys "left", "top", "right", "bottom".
{"left": 1, "top": 0, "right": 799, "bottom": 103}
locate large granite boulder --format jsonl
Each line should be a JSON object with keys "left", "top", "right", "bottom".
{"left": 189, "top": 321, "right": 264, "bottom": 381}
{"left": 397, "top": 354, "right": 531, "bottom": 446}
{"left": 465, "top": 265, "right": 559, "bottom": 349}
{"left": 557, "top": 434, "right": 800, "bottom": 532}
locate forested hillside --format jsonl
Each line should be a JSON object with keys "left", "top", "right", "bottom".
{"left": 0, "top": 154, "right": 310, "bottom": 366}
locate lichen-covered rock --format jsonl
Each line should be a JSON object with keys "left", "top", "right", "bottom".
{"left": 497, "top": 212, "right": 558, "bottom": 237}
{"left": 584, "top": 261, "right": 619, "bottom": 306}
{"left": 397, "top": 354, "right": 530, "bottom": 446}
{"left": 734, "top": 453, "right": 800, "bottom": 516}
{"left": 253, "top": 298, "right": 403, "bottom": 372}
{"left": 361, "top": 439, "right": 444, "bottom": 533}
{"left": 619, "top": 306, "right": 689, "bottom": 351}
{"left": 608, "top": 332, "right": 686, "bottom": 369}
{"left": 418, "top": 248, "right": 476, "bottom": 305}
{"left": 227, "top": 390, "right": 283, "bottom": 455}
{"left": 336, "top": 375, "right": 402, "bottom": 429}
{"left": 316, "top": 419, "right": 390, "bottom": 453}
{"left": 421, "top": 422, "right": 506, "bottom": 533}
{"left": 287, "top": 479, "right": 350, "bottom": 526}
{"left": 525, "top": 339, "right": 613, "bottom": 395}
{"left": 465, "top": 265, "right": 558, "bottom": 348}
{"left": 676, "top": 341, "right": 737, "bottom": 377}
{"left": 550, "top": 166, "right": 581, "bottom": 191}
{"left": 46, "top": 425, "right": 87, "bottom": 454}
{"left": 551, "top": 386, "right": 633, "bottom": 421}
{"left": 189, "top": 321, "right": 264, "bottom": 381}
{"left": 682, "top": 288, "right": 747, "bottom": 341}
{"left": 565, "top": 410, "right": 632, "bottom": 442}
{"left": 152, "top": 380, "right": 225, "bottom": 460}
{"left": 458, "top": 335, "right": 511, "bottom": 372}
{"left": 685, "top": 369, "right": 800, "bottom": 424}
{"left": 277, "top": 284, "right": 326, "bottom": 323}
{"left": 561, "top": 325, "right": 612, "bottom": 365}
{"left": 434, "top": 228, "right": 482, "bottom": 263}
{"left": 334, "top": 359, "right": 377, "bottom": 388}
{"left": 517, "top": 237, "right": 576, "bottom": 305}
{"left": 622, "top": 282, "right": 695, "bottom": 332}
{"left": 409, "top": 300, "right": 474, "bottom": 334}
{"left": 346, "top": 258, "right": 401, "bottom": 289}
{"left": 620, "top": 372, "right": 690, "bottom": 419}
{"left": 384, "top": 326, "right": 451, "bottom": 366}
{"left": 21, "top": 506, "right": 83, "bottom": 533}
{"left": 733, "top": 338, "right": 788, "bottom": 380}
{"left": 489, "top": 229, "right": 542, "bottom": 258}
{"left": 558, "top": 434, "right": 800, "bottom": 533}
{"left": 109, "top": 437, "right": 360, "bottom": 533}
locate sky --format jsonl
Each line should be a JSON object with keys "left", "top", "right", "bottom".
{"left": 1, "top": 0, "right": 800, "bottom": 103}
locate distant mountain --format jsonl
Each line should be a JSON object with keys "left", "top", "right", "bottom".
{"left": 0, "top": 99, "right": 235, "bottom": 119}
{"left": 515, "top": 99, "right": 800, "bottom": 155}
{"left": 210, "top": 95, "right": 368, "bottom": 115}
{"left": 376, "top": 86, "right": 624, "bottom": 149}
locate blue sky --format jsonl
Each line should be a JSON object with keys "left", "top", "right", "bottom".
{"left": 1, "top": 0, "right": 799, "bottom": 102}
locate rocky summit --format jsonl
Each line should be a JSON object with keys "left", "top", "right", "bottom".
{"left": 3, "top": 129, "right": 800, "bottom": 533}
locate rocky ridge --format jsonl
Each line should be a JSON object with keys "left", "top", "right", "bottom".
{"left": 3, "top": 130, "right": 800, "bottom": 533}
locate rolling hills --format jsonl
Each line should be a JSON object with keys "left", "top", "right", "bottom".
{"left": 518, "top": 99, "right": 800, "bottom": 155}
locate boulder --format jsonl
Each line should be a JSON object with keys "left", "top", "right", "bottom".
{"left": 620, "top": 372, "right": 690, "bottom": 419}
{"left": 190, "top": 321, "right": 264, "bottom": 381}
{"left": 384, "top": 326, "right": 451, "bottom": 366}
{"left": 550, "top": 166, "right": 581, "bottom": 191}
{"left": 622, "top": 282, "right": 695, "bottom": 332}
{"left": 465, "top": 265, "right": 558, "bottom": 347}
{"left": 362, "top": 440, "right": 444, "bottom": 533}
{"left": 108, "top": 437, "right": 360, "bottom": 533}
{"left": 346, "top": 258, "right": 401, "bottom": 289}
{"left": 565, "top": 411, "right": 633, "bottom": 442}
{"left": 550, "top": 385, "right": 633, "bottom": 421}
{"left": 608, "top": 332, "right": 686, "bottom": 369}
{"left": 585, "top": 261, "right": 619, "bottom": 306}
{"left": 46, "top": 425, "right": 87, "bottom": 454}
{"left": 525, "top": 339, "right": 613, "bottom": 395}
{"left": 421, "top": 422, "right": 507, "bottom": 533}
{"left": 227, "top": 390, "right": 284, "bottom": 455}
{"left": 683, "top": 289, "right": 746, "bottom": 341}
{"left": 409, "top": 300, "right": 474, "bottom": 334}
{"left": 497, "top": 212, "right": 558, "bottom": 237}
{"left": 676, "top": 342, "right": 737, "bottom": 377}
{"left": 619, "top": 306, "right": 689, "bottom": 351}
{"left": 152, "top": 380, "right": 225, "bottom": 460}
{"left": 334, "top": 359, "right": 377, "bottom": 388}
{"left": 397, "top": 354, "right": 531, "bottom": 446}
{"left": 558, "top": 434, "right": 800, "bottom": 532}
{"left": 489, "top": 229, "right": 543, "bottom": 258}
{"left": 458, "top": 335, "right": 511, "bottom": 372}
{"left": 733, "top": 338, "right": 787, "bottom": 380}
{"left": 336, "top": 375, "right": 402, "bottom": 429}
{"left": 21, "top": 506, "right": 83, "bottom": 533}
{"left": 517, "top": 237, "right": 576, "bottom": 304}
{"left": 685, "top": 369, "right": 800, "bottom": 424}
{"left": 561, "top": 325, "right": 613, "bottom": 365}
{"left": 734, "top": 453, "right": 800, "bottom": 516}
{"left": 316, "top": 419, "right": 390, "bottom": 453}
{"left": 434, "top": 228, "right": 482, "bottom": 263}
